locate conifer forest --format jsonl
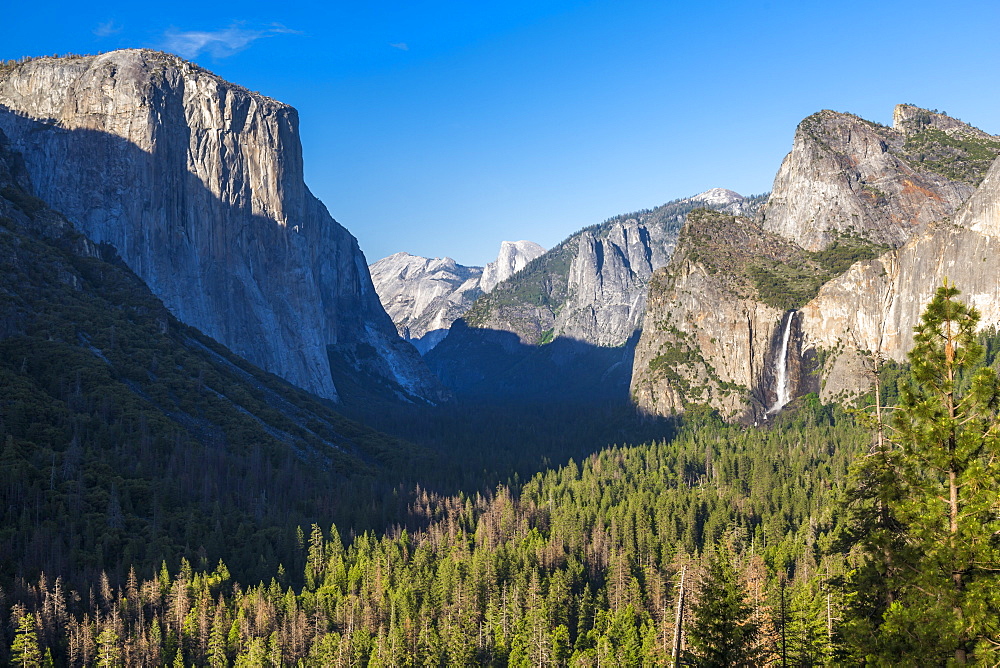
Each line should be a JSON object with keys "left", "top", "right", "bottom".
{"left": 3, "top": 285, "right": 999, "bottom": 665}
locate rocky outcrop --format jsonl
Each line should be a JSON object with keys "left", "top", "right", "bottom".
{"left": 463, "top": 191, "right": 764, "bottom": 347}
{"left": 634, "top": 107, "right": 1000, "bottom": 420}
{"left": 760, "top": 105, "right": 999, "bottom": 251}
{"left": 479, "top": 240, "right": 546, "bottom": 293}
{"left": 370, "top": 240, "right": 544, "bottom": 354}
{"left": 0, "top": 49, "right": 445, "bottom": 403}
{"left": 426, "top": 191, "right": 766, "bottom": 403}
{"left": 630, "top": 209, "right": 811, "bottom": 422}
{"left": 799, "top": 154, "right": 1000, "bottom": 401}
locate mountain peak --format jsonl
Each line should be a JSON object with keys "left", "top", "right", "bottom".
{"left": 480, "top": 240, "right": 546, "bottom": 293}
{"left": 761, "top": 105, "right": 999, "bottom": 251}
{"left": 687, "top": 188, "right": 744, "bottom": 206}
{"left": 0, "top": 47, "right": 446, "bottom": 404}
{"left": 892, "top": 103, "right": 992, "bottom": 138}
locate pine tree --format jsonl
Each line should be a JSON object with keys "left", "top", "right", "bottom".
{"left": 685, "top": 550, "right": 760, "bottom": 667}
{"left": 843, "top": 283, "right": 1000, "bottom": 663}
{"left": 95, "top": 626, "right": 122, "bottom": 667}
{"left": 207, "top": 603, "right": 228, "bottom": 668}
{"left": 10, "top": 614, "right": 43, "bottom": 668}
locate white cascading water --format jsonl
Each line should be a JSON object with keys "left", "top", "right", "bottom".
{"left": 768, "top": 311, "right": 795, "bottom": 414}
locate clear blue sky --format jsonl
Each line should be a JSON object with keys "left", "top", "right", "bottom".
{"left": 5, "top": 1, "right": 1000, "bottom": 266}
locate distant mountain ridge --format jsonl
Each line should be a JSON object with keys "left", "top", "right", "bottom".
{"left": 370, "top": 240, "right": 545, "bottom": 354}
{"left": 460, "top": 189, "right": 765, "bottom": 348}
{"left": 0, "top": 49, "right": 445, "bottom": 404}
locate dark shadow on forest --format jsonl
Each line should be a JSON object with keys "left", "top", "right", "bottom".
{"left": 425, "top": 319, "right": 640, "bottom": 404}
{"left": 335, "top": 320, "right": 677, "bottom": 499}
{"left": 0, "top": 105, "right": 676, "bottom": 589}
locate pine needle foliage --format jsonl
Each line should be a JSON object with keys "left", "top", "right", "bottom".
{"left": 841, "top": 282, "right": 1000, "bottom": 664}
{"left": 686, "top": 548, "right": 761, "bottom": 667}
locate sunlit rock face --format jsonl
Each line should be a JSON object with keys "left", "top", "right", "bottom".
{"left": 629, "top": 210, "right": 793, "bottom": 423}
{"left": 0, "top": 49, "right": 445, "bottom": 402}
{"left": 457, "top": 191, "right": 763, "bottom": 348}
{"left": 799, "top": 154, "right": 1000, "bottom": 401}
{"left": 370, "top": 240, "right": 545, "bottom": 354}
{"left": 420, "top": 192, "right": 764, "bottom": 403}
{"left": 632, "top": 106, "right": 1000, "bottom": 421}
{"left": 760, "top": 105, "right": 995, "bottom": 251}
{"left": 370, "top": 253, "right": 484, "bottom": 355}
{"left": 479, "top": 240, "right": 546, "bottom": 293}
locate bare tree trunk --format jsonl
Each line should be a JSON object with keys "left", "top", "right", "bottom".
{"left": 671, "top": 566, "right": 686, "bottom": 667}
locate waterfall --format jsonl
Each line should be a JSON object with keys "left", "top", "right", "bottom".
{"left": 768, "top": 311, "right": 795, "bottom": 414}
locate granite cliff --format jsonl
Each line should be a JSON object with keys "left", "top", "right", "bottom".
{"left": 633, "top": 106, "right": 1000, "bottom": 421}
{"left": 0, "top": 125, "right": 428, "bottom": 578}
{"left": 630, "top": 209, "right": 811, "bottom": 422}
{"left": 461, "top": 190, "right": 764, "bottom": 347}
{"left": 369, "top": 240, "right": 544, "bottom": 354}
{"left": 426, "top": 191, "right": 764, "bottom": 401}
{"left": 0, "top": 50, "right": 444, "bottom": 403}
{"left": 761, "top": 104, "right": 999, "bottom": 251}
{"left": 480, "top": 240, "right": 546, "bottom": 293}
{"left": 799, "top": 153, "right": 1000, "bottom": 401}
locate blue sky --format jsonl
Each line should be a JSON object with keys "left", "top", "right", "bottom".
{"left": 5, "top": 1, "right": 1000, "bottom": 266}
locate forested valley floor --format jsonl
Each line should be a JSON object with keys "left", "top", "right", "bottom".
{"left": 3, "top": 289, "right": 1000, "bottom": 665}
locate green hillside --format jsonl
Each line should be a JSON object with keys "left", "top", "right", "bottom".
{"left": 0, "top": 133, "right": 431, "bottom": 587}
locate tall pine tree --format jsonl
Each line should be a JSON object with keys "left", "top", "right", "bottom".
{"left": 843, "top": 282, "right": 1000, "bottom": 663}
{"left": 685, "top": 549, "right": 760, "bottom": 667}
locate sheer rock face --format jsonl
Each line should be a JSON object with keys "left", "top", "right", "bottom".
{"left": 0, "top": 49, "right": 444, "bottom": 402}
{"left": 460, "top": 191, "right": 761, "bottom": 348}
{"left": 630, "top": 263, "right": 785, "bottom": 423}
{"left": 369, "top": 240, "right": 544, "bottom": 354}
{"left": 629, "top": 210, "right": 802, "bottom": 423}
{"left": 953, "top": 147, "right": 1000, "bottom": 236}
{"left": 554, "top": 191, "right": 763, "bottom": 346}
{"left": 760, "top": 105, "right": 995, "bottom": 251}
{"left": 558, "top": 220, "right": 663, "bottom": 346}
{"left": 800, "top": 154, "right": 1000, "bottom": 401}
{"left": 634, "top": 158, "right": 1000, "bottom": 419}
{"left": 631, "top": 107, "right": 1000, "bottom": 421}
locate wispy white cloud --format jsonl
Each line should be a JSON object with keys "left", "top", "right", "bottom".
{"left": 93, "top": 20, "right": 123, "bottom": 38}
{"left": 162, "top": 22, "right": 301, "bottom": 59}
{"left": 390, "top": 42, "right": 409, "bottom": 51}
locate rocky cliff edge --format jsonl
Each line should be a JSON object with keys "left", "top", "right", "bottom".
{"left": 0, "top": 50, "right": 445, "bottom": 403}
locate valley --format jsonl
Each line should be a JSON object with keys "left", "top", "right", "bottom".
{"left": 1, "top": 48, "right": 999, "bottom": 666}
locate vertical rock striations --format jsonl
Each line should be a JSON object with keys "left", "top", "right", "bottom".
{"left": 427, "top": 192, "right": 765, "bottom": 402}
{"left": 760, "top": 106, "right": 999, "bottom": 251}
{"left": 630, "top": 209, "right": 807, "bottom": 422}
{"left": 462, "top": 191, "right": 764, "bottom": 347}
{"left": 634, "top": 106, "right": 1000, "bottom": 420}
{"left": 799, "top": 153, "right": 1000, "bottom": 401}
{"left": 0, "top": 50, "right": 444, "bottom": 402}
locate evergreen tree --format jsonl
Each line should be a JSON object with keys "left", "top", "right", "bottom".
{"left": 10, "top": 614, "right": 42, "bottom": 668}
{"left": 685, "top": 550, "right": 760, "bottom": 667}
{"left": 95, "top": 626, "right": 122, "bottom": 667}
{"left": 843, "top": 283, "right": 1000, "bottom": 663}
